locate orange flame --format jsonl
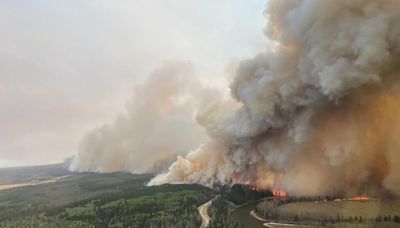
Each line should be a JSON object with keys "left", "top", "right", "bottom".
{"left": 349, "top": 196, "right": 370, "bottom": 201}
{"left": 249, "top": 185, "right": 261, "bottom": 192}
{"left": 273, "top": 190, "right": 287, "bottom": 197}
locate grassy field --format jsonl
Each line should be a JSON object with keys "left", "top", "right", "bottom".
{"left": 0, "top": 165, "right": 214, "bottom": 227}
{"left": 268, "top": 200, "right": 400, "bottom": 219}
{"left": 256, "top": 198, "right": 400, "bottom": 227}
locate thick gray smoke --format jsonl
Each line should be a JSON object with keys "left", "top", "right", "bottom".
{"left": 70, "top": 62, "right": 222, "bottom": 173}
{"left": 149, "top": 0, "right": 400, "bottom": 196}
{"left": 71, "top": 0, "right": 400, "bottom": 196}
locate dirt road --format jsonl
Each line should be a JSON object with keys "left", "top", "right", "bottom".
{"left": 198, "top": 197, "right": 215, "bottom": 228}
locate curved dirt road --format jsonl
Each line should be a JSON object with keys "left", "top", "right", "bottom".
{"left": 198, "top": 197, "right": 215, "bottom": 228}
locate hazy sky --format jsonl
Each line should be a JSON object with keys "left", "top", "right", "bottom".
{"left": 0, "top": 0, "right": 266, "bottom": 168}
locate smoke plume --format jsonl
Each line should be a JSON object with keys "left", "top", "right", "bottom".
{"left": 149, "top": 0, "right": 400, "bottom": 196}
{"left": 72, "top": 0, "right": 400, "bottom": 196}
{"left": 69, "top": 62, "right": 222, "bottom": 173}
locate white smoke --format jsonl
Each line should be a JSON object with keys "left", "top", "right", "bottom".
{"left": 69, "top": 62, "right": 222, "bottom": 173}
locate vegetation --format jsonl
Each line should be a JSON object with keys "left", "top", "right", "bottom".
{"left": 206, "top": 184, "right": 272, "bottom": 228}
{"left": 256, "top": 197, "right": 400, "bottom": 227}
{"left": 208, "top": 197, "right": 244, "bottom": 228}
{"left": 0, "top": 168, "right": 214, "bottom": 228}
{"left": 0, "top": 166, "right": 272, "bottom": 228}
{"left": 219, "top": 184, "right": 272, "bottom": 205}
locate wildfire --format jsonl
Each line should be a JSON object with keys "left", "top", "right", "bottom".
{"left": 349, "top": 196, "right": 370, "bottom": 201}
{"left": 233, "top": 180, "right": 268, "bottom": 193}
{"left": 273, "top": 190, "right": 287, "bottom": 197}
{"left": 273, "top": 189, "right": 287, "bottom": 206}
{"left": 333, "top": 196, "right": 372, "bottom": 202}
{"left": 241, "top": 181, "right": 262, "bottom": 192}
{"left": 249, "top": 185, "right": 261, "bottom": 192}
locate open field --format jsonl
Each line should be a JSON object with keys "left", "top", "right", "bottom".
{"left": 267, "top": 200, "right": 400, "bottom": 219}
{"left": 256, "top": 198, "right": 400, "bottom": 227}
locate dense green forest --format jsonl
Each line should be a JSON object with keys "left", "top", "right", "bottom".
{"left": 207, "top": 184, "right": 272, "bottom": 228}
{"left": 219, "top": 184, "right": 272, "bottom": 205}
{"left": 0, "top": 169, "right": 214, "bottom": 228}
{"left": 0, "top": 164, "right": 278, "bottom": 228}
{"left": 208, "top": 197, "right": 244, "bottom": 228}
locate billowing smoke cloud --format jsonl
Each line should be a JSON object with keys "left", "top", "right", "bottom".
{"left": 149, "top": 0, "right": 400, "bottom": 196}
{"left": 69, "top": 62, "right": 223, "bottom": 173}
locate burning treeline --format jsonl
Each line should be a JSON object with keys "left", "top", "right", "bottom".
{"left": 72, "top": 0, "right": 400, "bottom": 197}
